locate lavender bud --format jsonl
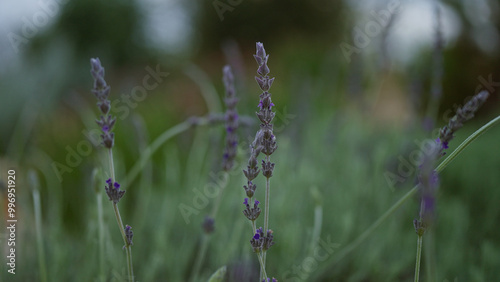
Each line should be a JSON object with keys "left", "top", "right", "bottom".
{"left": 105, "top": 178, "right": 125, "bottom": 204}
{"left": 262, "top": 229, "right": 275, "bottom": 251}
{"left": 243, "top": 199, "right": 261, "bottom": 221}
{"left": 261, "top": 160, "right": 275, "bottom": 178}
{"left": 243, "top": 181, "right": 257, "bottom": 198}
{"left": 256, "top": 42, "right": 267, "bottom": 59}
{"left": 124, "top": 225, "right": 133, "bottom": 247}
{"left": 98, "top": 100, "right": 110, "bottom": 115}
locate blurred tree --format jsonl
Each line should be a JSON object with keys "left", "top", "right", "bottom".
{"left": 28, "top": 0, "right": 148, "bottom": 66}
{"left": 192, "top": 0, "right": 346, "bottom": 55}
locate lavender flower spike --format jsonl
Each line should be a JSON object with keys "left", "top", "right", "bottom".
{"left": 222, "top": 65, "right": 239, "bottom": 171}
{"left": 438, "top": 90, "right": 489, "bottom": 152}
{"left": 90, "top": 58, "right": 116, "bottom": 149}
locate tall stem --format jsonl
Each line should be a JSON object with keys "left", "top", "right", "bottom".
{"left": 414, "top": 235, "right": 423, "bottom": 282}
{"left": 108, "top": 149, "right": 134, "bottom": 282}
{"left": 33, "top": 188, "right": 48, "bottom": 282}
{"left": 97, "top": 192, "right": 105, "bottom": 281}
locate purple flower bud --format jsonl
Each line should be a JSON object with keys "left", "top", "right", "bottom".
{"left": 258, "top": 63, "right": 270, "bottom": 76}
{"left": 256, "top": 42, "right": 266, "bottom": 59}
{"left": 253, "top": 55, "right": 264, "bottom": 66}
{"left": 268, "top": 77, "right": 275, "bottom": 89}
{"left": 105, "top": 179, "right": 125, "bottom": 204}
{"left": 243, "top": 198, "right": 249, "bottom": 205}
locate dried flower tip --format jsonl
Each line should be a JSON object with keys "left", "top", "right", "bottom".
{"left": 105, "top": 179, "right": 125, "bottom": 204}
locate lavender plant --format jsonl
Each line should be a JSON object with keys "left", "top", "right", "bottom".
{"left": 413, "top": 90, "right": 489, "bottom": 281}
{"left": 90, "top": 58, "right": 134, "bottom": 281}
{"left": 312, "top": 90, "right": 495, "bottom": 280}
{"left": 242, "top": 42, "right": 277, "bottom": 281}
{"left": 191, "top": 65, "right": 240, "bottom": 281}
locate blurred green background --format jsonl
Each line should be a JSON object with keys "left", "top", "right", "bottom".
{"left": 1, "top": 0, "right": 500, "bottom": 281}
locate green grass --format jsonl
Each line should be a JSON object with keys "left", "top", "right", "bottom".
{"left": 1, "top": 60, "right": 500, "bottom": 282}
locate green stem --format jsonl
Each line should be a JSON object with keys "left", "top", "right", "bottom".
{"left": 33, "top": 188, "right": 48, "bottom": 282}
{"left": 191, "top": 234, "right": 209, "bottom": 282}
{"left": 123, "top": 118, "right": 209, "bottom": 190}
{"left": 316, "top": 184, "right": 420, "bottom": 276}
{"left": 112, "top": 202, "right": 134, "bottom": 281}
{"left": 414, "top": 235, "right": 423, "bottom": 282}
{"left": 126, "top": 245, "right": 134, "bottom": 282}
{"left": 309, "top": 204, "right": 323, "bottom": 257}
{"left": 97, "top": 192, "right": 105, "bottom": 281}
{"left": 257, "top": 252, "right": 268, "bottom": 281}
{"left": 109, "top": 149, "right": 134, "bottom": 282}
{"left": 313, "top": 114, "right": 500, "bottom": 280}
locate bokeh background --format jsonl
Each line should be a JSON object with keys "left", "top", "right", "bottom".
{"left": 1, "top": 0, "right": 500, "bottom": 281}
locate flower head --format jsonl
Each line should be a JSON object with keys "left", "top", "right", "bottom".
{"left": 243, "top": 198, "right": 261, "bottom": 221}
{"left": 438, "top": 90, "right": 489, "bottom": 154}
{"left": 105, "top": 179, "right": 125, "bottom": 204}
